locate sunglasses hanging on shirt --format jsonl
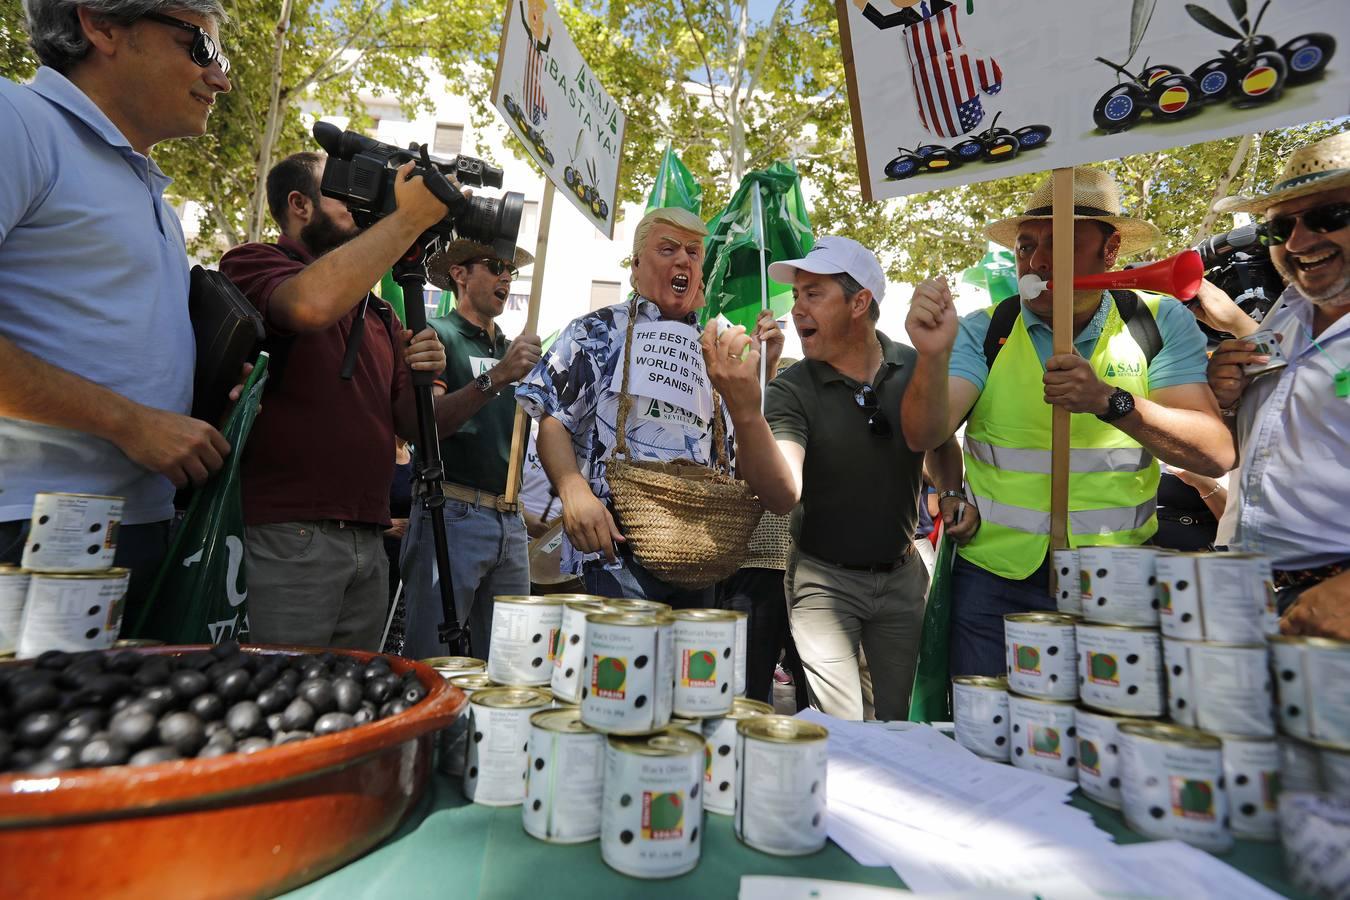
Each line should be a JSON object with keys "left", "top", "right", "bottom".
{"left": 854, "top": 384, "right": 892, "bottom": 437}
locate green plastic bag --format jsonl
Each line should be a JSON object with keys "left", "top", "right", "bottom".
{"left": 130, "top": 353, "right": 269, "bottom": 644}
{"left": 908, "top": 535, "right": 955, "bottom": 723}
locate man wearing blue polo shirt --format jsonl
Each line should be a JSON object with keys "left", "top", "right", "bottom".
{"left": 901, "top": 168, "right": 1234, "bottom": 677}
{"left": 0, "top": 0, "right": 234, "bottom": 614}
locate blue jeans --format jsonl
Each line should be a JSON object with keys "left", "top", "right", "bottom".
{"left": 581, "top": 552, "right": 714, "bottom": 609}
{"left": 948, "top": 553, "right": 1055, "bottom": 678}
{"left": 1, "top": 518, "right": 171, "bottom": 637}
{"left": 399, "top": 501, "right": 529, "bottom": 661}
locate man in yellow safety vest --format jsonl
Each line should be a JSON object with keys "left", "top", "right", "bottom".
{"left": 900, "top": 167, "right": 1234, "bottom": 676}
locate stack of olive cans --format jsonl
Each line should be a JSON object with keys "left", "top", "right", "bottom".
{"left": 1001, "top": 608, "right": 1081, "bottom": 782}
{"left": 1270, "top": 635, "right": 1350, "bottom": 798}
{"left": 10, "top": 492, "right": 130, "bottom": 659}
{"left": 1074, "top": 546, "right": 1169, "bottom": 812}
{"left": 1153, "top": 550, "right": 1284, "bottom": 845}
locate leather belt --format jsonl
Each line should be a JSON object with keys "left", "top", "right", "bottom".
{"left": 439, "top": 482, "right": 520, "bottom": 514}
{"left": 805, "top": 542, "right": 914, "bottom": 574}
{"left": 1273, "top": 559, "right": 1349, "bottom": 592}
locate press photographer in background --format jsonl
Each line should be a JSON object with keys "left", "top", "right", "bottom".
{"left": 219, "top": 151, "right": 450, "bottom": 650}
{"left": 1204, "top": 130, "right": 1350, "bottom": 640}
{"left": 1, "top": 0, "right": 234, "bottom": 622}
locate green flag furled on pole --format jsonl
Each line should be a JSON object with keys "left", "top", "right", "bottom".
{"left": 646, "top": 144, "right": 703, "bottom": 215}
{"left": 701, "top": 161, "right": 813, "bottom": 331}
{"left": 961, "top": 242, "right": 1018, "bottom": 303}
{"left": 435, "top": 290, "right": 455, "bottom": 317}
{"left": 380, "top": 271, "right": 407, "bottom": 325}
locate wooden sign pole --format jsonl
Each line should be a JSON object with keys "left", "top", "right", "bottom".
{"left": 503, "top": 180, "right": 556, "bottom": 506}
{"left": 1049, "top": 167, "right": 1075, "bottom": 557}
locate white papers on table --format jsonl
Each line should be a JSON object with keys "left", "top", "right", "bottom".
{"left": 798, "top": 711, "right": 1283, "bottom": 899}
{"left": 737, "top": 876, "right": 1031, "bottom": 900}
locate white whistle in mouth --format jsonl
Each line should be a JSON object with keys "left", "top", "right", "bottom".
{"left": 1019, "top": 273, "right": 1048, "bottom": 299}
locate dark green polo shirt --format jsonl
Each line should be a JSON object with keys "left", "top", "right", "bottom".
{"left": 765, "top": 330, "right": 925, "bottom": 566}
{"left": 428, "top": 307, "right": 515, "bottom": 494}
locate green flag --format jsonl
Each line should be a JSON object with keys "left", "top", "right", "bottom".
{"left": 435, "top": 290, "right": 455, "bottom": 317}
{"left": 908, "top": 535, "right": 955, "bottom": 723}
{"left": 130, "top": 353, "right": 269, "bottom": 644}
{"left": 701, "top": 161, "right": 813, "bottom": 331}
{"left": 961, "top": 243, "right": 1018, "bottom": 303}
{"left": 379, "top": 271, "right": 407, "bottom": 325}
{"left": 646, "top": 144, "right": 703, "bottom": 215}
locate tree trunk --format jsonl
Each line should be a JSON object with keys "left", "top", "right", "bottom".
{"left": 248, "top": 0, "right": 297, "bottom": 242}
{"left": 1192, "top": 134, "right": 1254, "bottom": 243}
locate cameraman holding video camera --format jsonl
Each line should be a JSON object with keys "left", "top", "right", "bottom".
{"left": 219, "top": 151, "right": 451, "bottom": 651}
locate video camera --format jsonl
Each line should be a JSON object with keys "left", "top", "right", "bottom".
{"left": 312, "top": 121, "right": 524, "bottom": 261}
{"left": 1190, "top": 222, "right": 1284, "bottom": 343}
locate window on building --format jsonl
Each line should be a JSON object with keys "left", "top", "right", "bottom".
{"left": 433, "top": 123, "right": 464, "bottom": 156}
{"left": 590, "top": 280, "right": 621, "bottom": 311}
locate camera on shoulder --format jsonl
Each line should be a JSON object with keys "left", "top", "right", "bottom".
{"left": 312, "top": 121, "right": 525, "bottom": 261}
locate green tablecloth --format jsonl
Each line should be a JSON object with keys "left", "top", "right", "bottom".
{"left": 286, "top": 773, "right": 1304, "bottom": 899}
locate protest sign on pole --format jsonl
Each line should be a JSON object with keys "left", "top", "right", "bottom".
{"left": 836, "top": 0, "right": 1348, "bottom": 202}
{"left": 491, "top": 0, "right": 627, "bottom": 237}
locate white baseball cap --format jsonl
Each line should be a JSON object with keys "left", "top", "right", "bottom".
{"left": 767, "top": 235, "right": 887, "bottom": 302}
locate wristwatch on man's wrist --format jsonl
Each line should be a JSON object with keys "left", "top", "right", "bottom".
{"left": 937, "top": 489, "right": 966, "bottom": 504}
{"left": 474, "top": 371, "right": 497, "bottom": 394}
{"left": 1097, "top": 387, "right": 1135, "bottom": 423}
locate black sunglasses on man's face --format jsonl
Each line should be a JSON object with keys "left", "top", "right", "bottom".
{"left": 854, "top": 384, "right": 892, "bottom": 437}
{"left": 1260, "top": 202, "right": 1350, "bottom": 247}
{"left": 141, "top": 12, "right": 231, "bottom": 75}
{"left": 469, "top": 257, "right": 519, "bottom": 279}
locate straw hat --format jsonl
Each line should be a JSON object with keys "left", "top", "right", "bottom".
{"left": 1214, "top": 130, "right": 1350, "bottom": 215}
{"left": 985, "top": 167, "right": 1161, "bottom": 257}
{"left": 426, "top": 239, "right": 534, "bottom": 290}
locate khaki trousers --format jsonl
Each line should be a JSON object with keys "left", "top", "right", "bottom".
{"left": 785, "top": 547, "right": 928, "bottom": 721}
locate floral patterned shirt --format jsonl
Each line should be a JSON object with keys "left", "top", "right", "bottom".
{"left": 515, "top": 293, "right": 735, "bottom": 574}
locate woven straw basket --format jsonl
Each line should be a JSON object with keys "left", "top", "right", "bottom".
{"left": 606, "top": 299, "right": 763, "bottom": 588}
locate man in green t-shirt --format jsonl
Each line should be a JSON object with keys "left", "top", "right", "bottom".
{"left": 704, "top": 236, "right": 972, "bottom": 721}
{"left": 400, "top": 239, "right": 541, "bottom": 659}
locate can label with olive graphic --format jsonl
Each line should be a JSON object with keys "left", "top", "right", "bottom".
{"left": 1158, "top": 552, "right": 1276, "bottom": 642}
{"left": 701, "top": 698, "right": 774, "bottom": 816}
{"left": 734, "top": 716, "right": 829, "bottom": 856}
{"left": 672, "top": 609, "right": 737, "bottom": 717}
{"left": 1163, "top": 637, "right": 1274, "bottom": 737}
{"left": 487, "top": 596, "right": 564, "bottom": 686}
{"left": 1219, "top": 734, "right": 1280, "bottom": 842}
{"left": 1076, "top": 623, "right": 1165, "bottom": 717}
{"left": 1008, "top": 692, "right": 1078, "bottom": 781}
{"left": 952, "top": 675, "right": 1010, "bottom": 762}
{"left": 463, "top": 687, "right": 552, "bottom": 807}
{"left": 16, "top": 568, "right": 129, "bottom": 658}
{"left": 22, "top": 492, "right": 124, "bottom": 572}
{"left": 522, "top": 707, "right": 606, "bottom": 843}
{"left": 1052, "top": 549, "right": 1081, "bottom": 615}
{"left": 601, "top": 729, "right": 705, "bottom": 878}
{"left": 1075, "top": 707, "right": 1142, "bottom": 809}
{"left": 582, "top": 612, "right": 674, "bottom": 735}
{"left": 550, "top": 599, "right": 608, "bottom": 704}
{"left": 1004, "top": 612, "right": 1079, "bottom": 701}
{"left": 0, "top": 567, "right": 32, "bottom": 655}
{"left": 1120, "top": 722, "right": 1231, "bottom": 853}
{"left": 1271, "top": 635, "right": 1350, "bottom": 745}
{"left": 1078, "top": 546, "right": 1160, "bottom": 627}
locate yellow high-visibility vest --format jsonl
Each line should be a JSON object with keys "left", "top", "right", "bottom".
{"left": 959, "top": 296, "right": 1160, "bottom": 580}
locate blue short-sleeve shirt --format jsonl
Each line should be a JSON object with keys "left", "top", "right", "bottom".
{"left": 0, "top": 69, "right": 195, "bottom": 525}
{"left": 949, "top": 293, "right": 1209, "bottom": 392}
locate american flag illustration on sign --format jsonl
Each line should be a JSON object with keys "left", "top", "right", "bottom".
{"left": 899, "top": 1, "right": 1003, "bottom": 138}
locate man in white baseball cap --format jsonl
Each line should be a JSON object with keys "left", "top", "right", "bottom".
{"left": 703, "top": 236, "right": 970, "bottom": 721}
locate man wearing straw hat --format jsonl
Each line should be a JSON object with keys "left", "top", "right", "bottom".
{"left": 1206, "top": 129, "right": 1350, "bottom": 641}
{"left": 902, "top": 167, "right": 1233, "bottom": 677}
{"left": 517, "top": 206, "right": 783, "bottom": 606}
{"left": 398, "top": 238, "right": 541, "bottom": 660}
{"left": 703, "top": 236, "right": 970, "bottom": 721}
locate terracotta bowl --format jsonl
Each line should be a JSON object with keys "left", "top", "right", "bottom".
{"left": 0, "top": 645, "right": 465, "bottom": 899}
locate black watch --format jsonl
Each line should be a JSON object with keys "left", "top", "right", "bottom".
{"left": 1097, "top": 388, "right": 1135, "bottom": 423}
{"left": 474, "top": 371, "right": 496, "bottom": 395}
